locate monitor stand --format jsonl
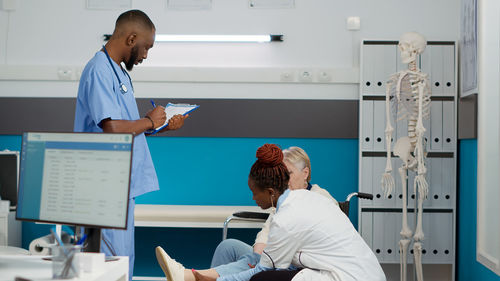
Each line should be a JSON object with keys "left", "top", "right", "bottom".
{"left": 77, "top": 227, "right": 101, "bottom": 253}
{"left": 77, "top": 227, "right": 119, "bottom": 261}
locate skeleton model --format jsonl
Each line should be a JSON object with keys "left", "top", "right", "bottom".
{"left": 381, "top": 32, "right": 431, "bottom": 281}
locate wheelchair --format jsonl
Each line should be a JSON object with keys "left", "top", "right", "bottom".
{"left": 222, "top": 192, "right": 373, "bottom": 240}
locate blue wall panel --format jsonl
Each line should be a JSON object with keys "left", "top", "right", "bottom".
{"left": 457, "top": 139, "right": 500, "bottom": 281}
{"left": 0, "top": 135, "right": 22, "bottom": 151}
{"left": 0, "top": 135, "right": 358, "bottom": 207}
{"left": 140, "top": 137, "right": 358, "bottom": 207}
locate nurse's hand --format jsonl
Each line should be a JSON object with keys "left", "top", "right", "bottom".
{"left": 146, "top": 106, "right": 166, "bottom": 129}
{"left": 163, "top": 114, "right": 188, "bottom": 131}
{"left": 192, "top": 269, "right": 216, "bottom": 281}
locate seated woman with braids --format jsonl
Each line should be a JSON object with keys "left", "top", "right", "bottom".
{"left": 212, "top": 146, "right": 337, "bottom": 269}
{"left": 155, "top": 144, "right": 385, "bottom": 281}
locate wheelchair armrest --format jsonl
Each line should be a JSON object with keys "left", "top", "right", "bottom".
{"left": 232, "top": 211, "right": 270, "bottom": 220}
{"left": 346, "top": 192, "right": 374, "bottom": 201}
{"left": 222, "top": 211, "right": 269, "bottom": 240}
{"left": 357, "top": 192, "right": 373, "bottom": 200}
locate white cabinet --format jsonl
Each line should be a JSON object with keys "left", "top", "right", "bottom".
{"left": 420, "top": 44, "right": 456, "bottom": 97}
{"left": 361, "top": 100, "right": 374, "bottom": 150}
{"left": 0, "top": 208, "right": 22, "bottom": 247}
{"left": 361, "top": 211, "right": 454, "bottom": 264}
{"left": 0, "top": 212, "right": 7, "bottom": 246}
{"left": 362, "top": 44, "right": 398, "bottom": 96}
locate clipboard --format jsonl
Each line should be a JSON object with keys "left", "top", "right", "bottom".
{"left": 149, "top": 103, "right": 199, "bottom": 135}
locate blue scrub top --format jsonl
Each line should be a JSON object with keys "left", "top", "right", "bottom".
{"left": 74, "top": 51, "right": 159, "bottom": 198}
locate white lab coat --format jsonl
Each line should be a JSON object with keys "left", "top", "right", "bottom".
{"left": 260, "top": 189, "right": 386, "bottom": 281}
{"left": 254, "top": 184, "right": 337, "bottom": 245}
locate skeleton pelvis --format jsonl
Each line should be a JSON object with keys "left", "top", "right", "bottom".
{"left": 394, "top": 137, "right": 417, "bottom": 168}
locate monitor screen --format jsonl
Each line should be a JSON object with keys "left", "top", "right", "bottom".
{"left": 16, "top": 132, "right": 133, "bottom": 229}
{"left": 0, "top": 151, "right": 19, "bottom": 209}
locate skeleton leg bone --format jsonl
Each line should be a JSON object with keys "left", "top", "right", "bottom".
{"left": 398, "top": 165, "right": 412, "bottom": 281}
{"left": 413, "top": 242, "right": 424, "bottom": 281}
{"left": 413, "top": 176, "right": 426, "bottom": 281}
{"left": 413, "top": 180, "right": 425, "bottom": 242}
{"left": 399, "top": 167, "right": 412, "bottom": 238}
{"left": 399, "top": 239, "right": 411, "bottom": 281}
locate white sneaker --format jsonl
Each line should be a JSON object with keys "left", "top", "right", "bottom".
{"left": 155, "top": 246, "right": 185, "bottom": 281}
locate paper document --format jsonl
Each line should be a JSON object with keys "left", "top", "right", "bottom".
{"left": 150, "top": 103, "right": 199, "bottom": 134}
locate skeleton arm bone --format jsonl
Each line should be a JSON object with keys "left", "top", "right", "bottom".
{"left": 396, "top": 71, "right": 410, "bottom": 102}
{"left": 414, "top": 83, "right": 428, "bottom": 236}
{"left": 413, "top": 81, "right": 429, "bottom": 200}
{"left": 415, "top": 81, "right": 427, "bottom": 168}
{"left": 381, "top": 81, "right": 395, "bottom": 197}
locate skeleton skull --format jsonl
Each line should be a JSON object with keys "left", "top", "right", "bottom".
{"left": 398, "top": 32, "right": 427, "bottom": 64}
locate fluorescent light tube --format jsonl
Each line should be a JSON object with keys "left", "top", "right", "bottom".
{"left": 154, "top": 34, "right": 283, "bottom": 43}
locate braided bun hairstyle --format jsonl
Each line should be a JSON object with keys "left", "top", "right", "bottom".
{"left": 249, "top": 144, "right": 289, "bottom": 194}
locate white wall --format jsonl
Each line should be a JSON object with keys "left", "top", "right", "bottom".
{"left": 0, "top": 0, "right": 460, "bottom": 99}
{"left": 476, "top": 0, "right": 500, "bottom": 276}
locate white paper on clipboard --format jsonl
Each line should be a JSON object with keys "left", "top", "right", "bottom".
{"left": 151, "top": 103, "right": 199, "bottom": 134}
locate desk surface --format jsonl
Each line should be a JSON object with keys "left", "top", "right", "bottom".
{"left": 0, "top": 255, "right": 128, "bottom": 281}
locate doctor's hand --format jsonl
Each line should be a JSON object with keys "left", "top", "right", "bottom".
{"left": 164, "top": 114, "right": 188, "bottom": 131}
{"left": 146, "top": 106, "right": 166, "bottom": 129}
{"left": 253, "top": 243, "right": 266, "bottom": 255}
{"left": 192, "top": 269, "right": 216, "bottom": 281}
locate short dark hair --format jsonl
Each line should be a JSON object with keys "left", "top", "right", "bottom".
{"left": 249, "top": 144, "right": 289, "bottom": 193}
{"left": 116, "top": 10, "right": 155, "bottom": 31}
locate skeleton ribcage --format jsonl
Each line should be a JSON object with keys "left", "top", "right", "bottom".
{"left": 387, "top": 72, "right": 431, "bottom": 123}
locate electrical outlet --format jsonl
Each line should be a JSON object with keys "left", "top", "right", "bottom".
{"left": 57, "top": 67, "right": 73, "bottom": 80}
{"left": 298, "top": 69, "right": 313, "bottom": 82}
{"left": 346, "top": 16, "right": 361, "bottom": 31}
{"left": 280, "top": 70, "right": 295, "bottom": 82}
{"left": 317, "top": 70, "right": 332, "bottom": 82}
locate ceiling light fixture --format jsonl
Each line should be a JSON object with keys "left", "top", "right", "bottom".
{"left": 103, "top": 34, "right": 283, "bottom": 43}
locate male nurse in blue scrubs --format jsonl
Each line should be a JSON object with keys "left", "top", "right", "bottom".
{"left": 74, "top": 10, "right": 187, "bottom": 280}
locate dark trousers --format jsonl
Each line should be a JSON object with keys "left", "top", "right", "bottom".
{"left": 250, "top": 269, "right": 303, "bottom": 281}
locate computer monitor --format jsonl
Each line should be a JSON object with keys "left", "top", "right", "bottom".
{"left": 0, "top": 150, "right": 19, "bottom": 210}
{"left": 16, "top": 132, "right": 133, "bottom": 230}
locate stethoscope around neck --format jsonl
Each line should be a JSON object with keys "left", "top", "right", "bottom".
{"left": 102, "top": 45, "right": 132, "bottom": 94}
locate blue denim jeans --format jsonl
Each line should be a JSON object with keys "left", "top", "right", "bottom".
{"left": 211, "top": 239, "right": 261, "bottom": 276}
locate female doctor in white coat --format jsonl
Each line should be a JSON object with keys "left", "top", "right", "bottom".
{"left": 191, "top": 143, "right": 386, "bottom": 281}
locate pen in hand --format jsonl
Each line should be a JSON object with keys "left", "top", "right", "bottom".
{"left": 150, "top": 99, "right": 156, "bottom": 108}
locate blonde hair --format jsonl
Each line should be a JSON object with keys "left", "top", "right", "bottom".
{"left": 282, "top": 146, "right": 311, "bottom": 182}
